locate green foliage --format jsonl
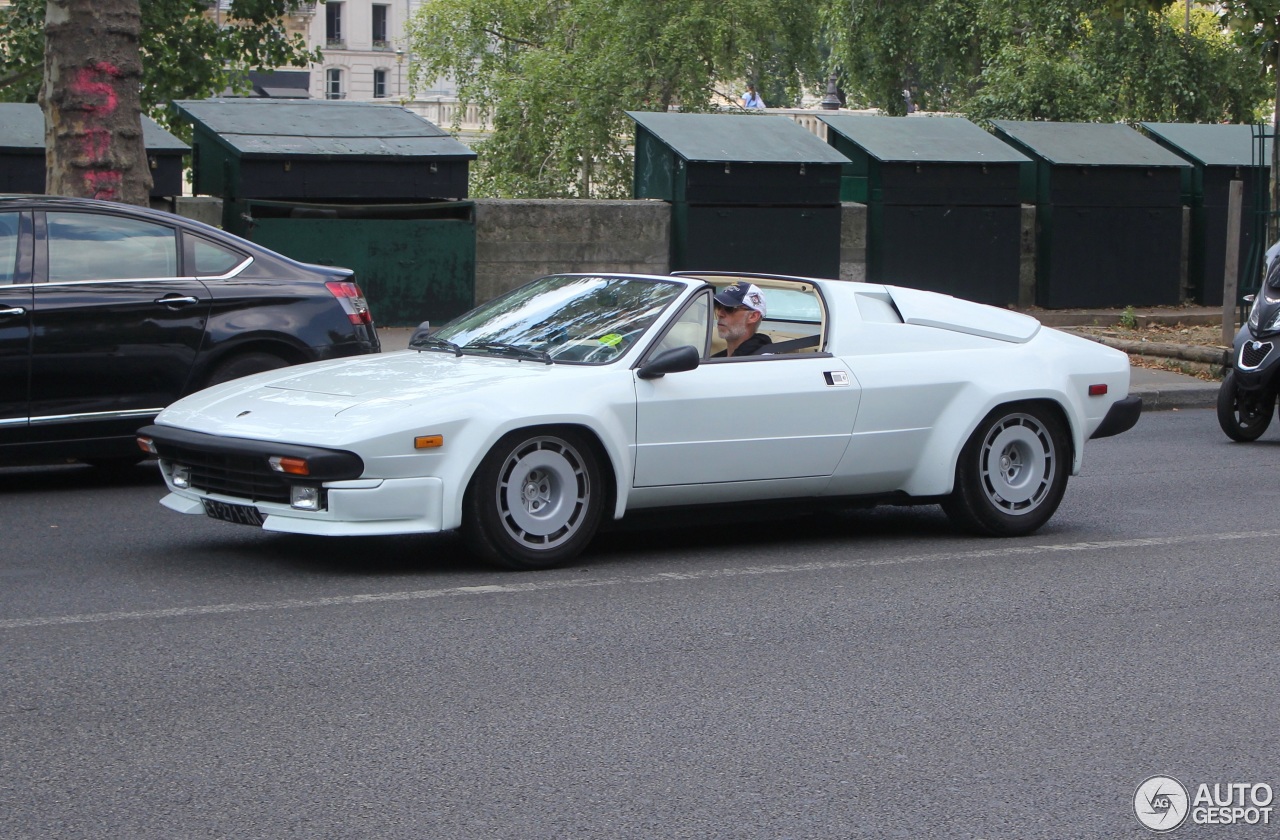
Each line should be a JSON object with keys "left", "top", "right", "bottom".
{"left": 0, "top": 0, "right": 318, "bottom": 133}
{"left": 824, "top": 1, "right": 1270, "bottom": 124}
{"left": 1120, "top": 305, "right": 1138, "bottom": 329}
{"left": 407, "top": 0, "right": 823, "bottom": 198}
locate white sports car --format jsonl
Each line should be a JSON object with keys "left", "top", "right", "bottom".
{"left": 138, "top": 272, "right": 1141, "bottom": 570}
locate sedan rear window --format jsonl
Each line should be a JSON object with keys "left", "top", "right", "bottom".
{"left": 0, "top": 213, "right": 17, "bottom": 284}
{"left": 191, "top": 235, "right": 246, "bottom": 276}
{"left": 46, "top": 211, "right": 178, "bottom": 282}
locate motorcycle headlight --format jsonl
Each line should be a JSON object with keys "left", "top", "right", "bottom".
{"left": 1249, "top": 296, "right": 1261, "bottom": 330}
{"left": 1265, "top": 308, "right": 1280, "bottom": 335}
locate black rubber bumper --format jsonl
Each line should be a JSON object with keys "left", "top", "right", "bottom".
{"left": 1089, "top": 395, "right": 1143, "bottom": 440}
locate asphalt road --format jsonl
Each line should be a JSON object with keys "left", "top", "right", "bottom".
{"left": 2, "top": 407, "right": 1277, "bottom": 839}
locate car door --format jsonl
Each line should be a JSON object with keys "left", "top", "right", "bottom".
{"left": 0, "top": 210, "right": 33, "bottom": 440}
{"left": 632, "top": 291, "right": 862, "bottom": 487}
{"left": 26, "top": 208, "right": 211, "bottom": 443}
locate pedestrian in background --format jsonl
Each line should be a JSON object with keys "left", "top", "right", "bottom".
{"left": 742, "top": 83, "right": 765, "bottom": 110}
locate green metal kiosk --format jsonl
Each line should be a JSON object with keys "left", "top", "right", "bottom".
{"left": 819, "top": 114, "right": 1029, "bottom": 306}
{"left": 1139, "top": 122, "right": 1271, "bottom": 307}
{"left": 628, "top": 111, "right": 849, "bottom": 278}
{"left": 992, "top": 120, "right": 1188, "bottom": 309}
{"left": 174, "top": 98, "right": 478, "bottom": 326}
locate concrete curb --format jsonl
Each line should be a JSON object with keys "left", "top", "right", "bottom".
{"left": 1129, "top": 375, "right": 1219, "bottom": 412}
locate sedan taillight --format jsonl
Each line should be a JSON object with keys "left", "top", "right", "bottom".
{"left": 325, "top": 280, "right": 374, "bottom": 326}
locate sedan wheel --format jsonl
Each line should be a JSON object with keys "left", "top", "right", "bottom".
{"left": 942, "top": 403, "right": 1069, "bottom": 537}
{"left": 1216, "top": 369, "right": 1274, "bottom": 442}
{"left": 205, "top": 352, "right": 289, "bottom": 388}
{"left": 464, "top": 430, "right": 604, "bottom": 570}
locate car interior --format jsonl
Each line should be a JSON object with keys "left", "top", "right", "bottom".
{"left": 669, "top": 273, "right": 829, "bottom": 359}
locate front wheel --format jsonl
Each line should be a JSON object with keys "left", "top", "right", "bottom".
{"left": 942, "top": 403, "right": 1070, "bottom": 537}
{"left": 463, "top": 430, "right": 604, "bottom": 570}
{"left": 1216, "top": 369, "right": 1274, "bottom": 442}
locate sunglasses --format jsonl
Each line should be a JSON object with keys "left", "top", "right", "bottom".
{"left": 715, "top": 303, "right": 750, "bottom": 315}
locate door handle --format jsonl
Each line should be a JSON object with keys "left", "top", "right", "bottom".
{"left": 155, "top": 296, "right": 199, "bottom": 307}
{"left": 0, "top": 306, "right": 26, "bottom": 317}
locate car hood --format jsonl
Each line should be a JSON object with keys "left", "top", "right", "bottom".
{"left": 158, "top": 350, "right": 579, "bottom": 441}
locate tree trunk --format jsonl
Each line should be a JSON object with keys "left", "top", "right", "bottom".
{"left": 40, "top": 0, "right": 151, "bottom": 205}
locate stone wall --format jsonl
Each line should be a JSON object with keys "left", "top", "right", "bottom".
{"left": 474, "top": 199, "right": 670, "bottom": 302}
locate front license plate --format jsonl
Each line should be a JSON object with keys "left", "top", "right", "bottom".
{"left": 202, "top": 499, "right": 265, "bottom": 527}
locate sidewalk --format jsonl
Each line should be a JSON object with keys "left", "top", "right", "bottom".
{"left": 377, "top": 305, "right": 1224, "bottom": 412}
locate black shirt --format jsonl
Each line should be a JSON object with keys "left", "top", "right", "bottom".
{"left": 712, "top": 332, "right": 773, "bottom": 358}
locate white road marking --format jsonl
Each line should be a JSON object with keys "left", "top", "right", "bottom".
{"left": 4, "top": 529, "right": 1276, "bottom": 631}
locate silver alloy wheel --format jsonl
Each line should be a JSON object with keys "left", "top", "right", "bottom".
{"left": 495, "top": 436, "right": 591, "bottom": 549}
{"left": 978, "top": 413, "right": 1056, "bottom": 515}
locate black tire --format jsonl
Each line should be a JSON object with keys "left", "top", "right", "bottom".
{"left": 463, "top": 429, "right": 604, "bottom": 570}
{"left": 942, "top": 403, "right": 1070, "bottom": 537}
{"left": 81, "top": 454, "right": 147, "bottom": 470}
{"left": 205, "top": 352, "right": 289, "bottom": 388}
{"left": 1216, "top": 369, "right": 1274, "bottom": 442}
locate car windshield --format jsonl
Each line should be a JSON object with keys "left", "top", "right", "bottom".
{"left": 428, "top": 275, "right": 684, "bottom": 364}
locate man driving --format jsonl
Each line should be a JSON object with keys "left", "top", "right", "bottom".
{"left": 712, "top": 281, "right": 772, "bottom": 357}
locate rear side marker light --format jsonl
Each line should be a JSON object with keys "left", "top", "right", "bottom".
{"left": 325, "top": 280, "right": 374, "bottom": 327}
{"left": 1088, "top": 384, "right": 1108, "bottom": 396}
{"left": 137, "top": 436, "right": 157, "bottom": 454}
{"left": 268, "top": 455, "right": 310, "bottom": 475}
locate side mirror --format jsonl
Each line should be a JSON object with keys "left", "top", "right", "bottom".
{"left": 409, "top": 320, "right": 431, "bottom": 345}
{"left": 637, "top": 345, "right": 700, "bottom": 380}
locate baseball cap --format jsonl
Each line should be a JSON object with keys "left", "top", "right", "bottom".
{"left": 714, "top": 281, "right": 767, "bottom": 317}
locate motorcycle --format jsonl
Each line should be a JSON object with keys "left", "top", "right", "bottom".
{"left": 1218, "top": 254, "right": 1280, "bottom": 441}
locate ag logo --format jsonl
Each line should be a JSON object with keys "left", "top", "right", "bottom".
{"left": 1135, "top": 775, "right": 1189, "bottom": 832}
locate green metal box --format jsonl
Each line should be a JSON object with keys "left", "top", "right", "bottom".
{"left": 820, "top": 115, "right": 1029, "bottom": 305}
{"left": 0, "top": 103, "right": 189, "bottom": 197}
{"left": 991, "top": 120, "right": 1189, "bottom": 308}
{"left": 629, "top": 111, "right": 847, "bottom": 206}
{"left": 230, "top": 199, "right": 477, "bottom": 327}
{"left": 174, "top": 99, "right": 475, "bottom": 202}
{"left": 671, "top": 204, "right": 841, "bottom": 277}
{"left": 1140, "top": 122, "right": 1271, "bottom": 307}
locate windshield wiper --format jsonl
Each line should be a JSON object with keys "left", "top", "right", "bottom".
{"left": 463, "top": 340, "right": 552, "bottom": 364}
{"left": 410, "top": 335, "right": 463, "bottom": 356}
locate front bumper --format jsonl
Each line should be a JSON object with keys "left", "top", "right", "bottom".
{"left": 1090, "top": 395, "right": 1142, "bottom": 440}
{"left": 160, "top": 474, "right": 446, "bottom": 536}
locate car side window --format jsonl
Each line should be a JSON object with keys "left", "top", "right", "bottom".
{"left": 190, "top": 234, "right": 245, "bottom": 276}
{"left": 46, "top": 211, "right": 178, "bottom": 282}
{"left": 649, "top": 291, "right": 711, "bottom": 359}
{"left": 0, "top": 213, "right": 18, "bottom": 284}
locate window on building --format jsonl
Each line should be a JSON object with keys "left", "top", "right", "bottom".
{"left": 325, "top": 68, "right": 344, "bottom": 100}
{"left": 373, "top": 69, "right": 389, "bottom": 99}
{"left": 372, "top": 5, "right": 389, "bottom": 48}
{"left": 325, "top": 2, "right": 343, "bottom": 47}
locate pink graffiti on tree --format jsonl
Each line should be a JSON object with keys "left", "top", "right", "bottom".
{"left": 71, "top": 63, "right": 121, "bottom": 116}
{"left": 69, "top": 62, "right": 124, "bottom": 199}
{"left": 84, "top": 170, "right": 122, "bottom": 201}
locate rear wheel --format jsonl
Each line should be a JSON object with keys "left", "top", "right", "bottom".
{"left": 1216, "top": 369, "right": 1274, "bottom": 442}
{"left": 205, "top": 352, "right": 289, "bottom": 388}
{"left": 942, "top": 403, "right": 1070, "bottom": 537}
{"left": 463, "top": 430, "right": 604, "bottom": 570}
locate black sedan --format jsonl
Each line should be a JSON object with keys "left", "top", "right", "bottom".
{"left": 0, "top": 195, "right": 381, "bottom": 467}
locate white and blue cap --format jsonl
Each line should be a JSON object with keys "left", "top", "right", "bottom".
{"left": 714, "top": 281, "right": 767, "bottom": 317}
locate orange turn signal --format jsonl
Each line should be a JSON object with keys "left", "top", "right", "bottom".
{"left": 415, "top": 434, "right": 444, "bottom": 450}
{"left": 268, "top": 455, "right": 310, "bottom": 475}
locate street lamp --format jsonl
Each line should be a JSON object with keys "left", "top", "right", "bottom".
{"left": 820, "top": 73, "right": 841, "bottom": 110}
{"left": 396, "top": 48, "right": 405, "bottom": 102}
